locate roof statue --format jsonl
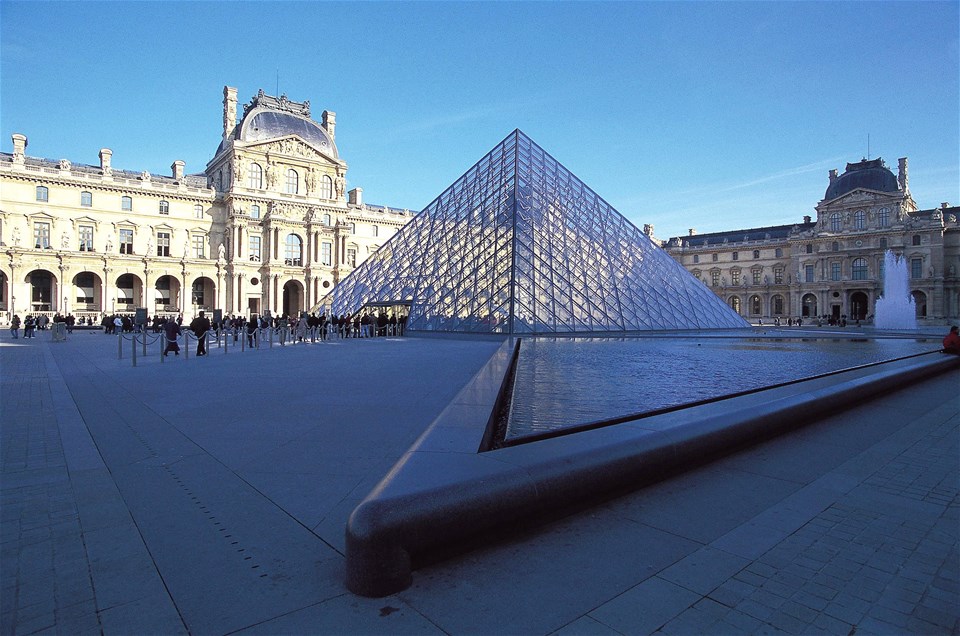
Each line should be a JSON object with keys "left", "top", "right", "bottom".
{"left": 325, "top": 130, "right": 749, "bottom": 334}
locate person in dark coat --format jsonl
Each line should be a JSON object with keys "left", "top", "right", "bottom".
{"left": 163, "top": 319, "right": 181, "bottom": 356}
{"left": 190, "top": 311, "right": 211, "bottom": 356}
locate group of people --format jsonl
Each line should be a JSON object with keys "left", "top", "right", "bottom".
{"left": 7, "top": 313, "right": 81, "bottom": 338}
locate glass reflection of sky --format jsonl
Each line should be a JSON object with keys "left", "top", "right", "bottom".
{"left": 507, "top": 336, "right": 938, "bottom": 440}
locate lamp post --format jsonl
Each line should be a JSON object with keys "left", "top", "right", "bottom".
{"left": 64, "top": 295, "right": 68, "bottom": 314}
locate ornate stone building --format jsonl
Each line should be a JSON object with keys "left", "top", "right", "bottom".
{"left": 664, "top": 157, "right": 959, "bottom": 323}
{"left": 0, "top": 86, "right": 413, "bottom": 323}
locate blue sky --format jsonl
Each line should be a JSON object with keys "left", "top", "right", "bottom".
{"left": 2, "top": 1, "right": 957, "bottom": 240}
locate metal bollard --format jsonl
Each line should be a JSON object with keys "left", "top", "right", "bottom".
{"left": 160, "top": 335, "right": 165, "bottom": 363}
{"left": 142, "top": 332, "right": 147, "bottom": 357}
{"left": 118, "top": 332, "right": 123, "bottom": 359}
{"left": 131, "top": 334, "right": 137, "bottom": 367}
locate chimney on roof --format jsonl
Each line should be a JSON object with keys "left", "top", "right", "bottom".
{"left": 99, "top": 148, "right": 112, "bottom": 175}
{"left": 223, "top": 86, "right": 238, "bottom": 139}
{"left": 11, "top": 133, "right": 26, "bottom": 165}
{"left": 172, "top": 160, "right": 185, "bottom": 182}
{"left": 803, "top": 215, "right": 812, "bottom": 224}
{"left": 688, "top": 228, "right": 696, "bottom": 236}
{"left": 898, "top": 157, "right": 909, "bottom": 192}
{"left": 348, "top": 187, "right": 362, "bottom": 206}
{"left": 322, "top": 110, "right": 336, "bottom": 141}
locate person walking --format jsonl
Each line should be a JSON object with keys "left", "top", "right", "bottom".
{"left": 24, "top": 315, "right": 36, "bottom": 338}
{"left": 163, "top": 319, "right": 181, "bottom": 356}
{"left": 190, "top": 311, "right": 211, "bottom": 356}
{"left": 10, "top": 314, "right": 21, "bottom": 339}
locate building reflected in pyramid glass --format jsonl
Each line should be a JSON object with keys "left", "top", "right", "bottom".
{"left": 327, "top": 130, "right": 748, "bottom": 334}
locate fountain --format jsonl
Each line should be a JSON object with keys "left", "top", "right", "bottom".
{"left": 874, "top": 250, "right": 917, "bottom": 330}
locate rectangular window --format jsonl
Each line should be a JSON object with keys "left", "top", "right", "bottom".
{"left": 36, "top": 186, "right": 49, "bottom": 202}
{"left": 346, "top": 248, "right": 356, "bottom": 267}
{"left": 120, "top": 229, "right": 134, "bottom": 254}
{"left": 122, "top": 196, "right": 132, "bottom": 211}
{"left": 34, "top": 222, "right": 51, "bottom": 248}
{"left": 81, "top": 191, "right": 92, "bottom": 207}
{"left": 911, "top": 258, "right": 923, "bottom": 279}
{"left": 774, "top": 267, "right": 784, "bottom": 284}
{"left": 157, "top": 232, "right": 170, "bottom": 257}
{"left": 731, "top": 270, "right": 740, "bottom": 285}
{"left": 250, "top": 205, "right": 260, "bottom": 220}
{"left": 249, "top": 235, "right": 261, "bottom": 262}
{"left": 804, "top": 265, "right": 815, "bottom": 283}
{"left": 192, "top": 235, "right": 205, "bottom": 259}
{"left": 321, "top": 242, "right": 332, "bottom": 266}
{"left": 732, "top": 252, "right": 738, "bottom": 261}
{"left": 194, "top": 204, "right": 204, "bottom": 219}
{"left": 752, "top": 270, "right": 761, "bottom": 285}
{"left": 831, "top": 262, "right": 841, "bottom": 281}
{"left": 692, "top": 254, "right": 699, "bottom": 264}
{"left": 159, "top": 201, "right": 169, "bottom": 215}
{"left": 79, "top": 225, "right": 94, "bottom": 251}
{"left": 711, "top": 271, "right": 720, "bottom": 287}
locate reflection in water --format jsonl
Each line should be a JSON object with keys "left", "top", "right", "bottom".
{"left": 507, "top": 337, "right": 935, "bottom": 440}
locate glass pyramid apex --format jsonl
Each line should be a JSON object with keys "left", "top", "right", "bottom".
{"left": 326, "top": 130, "right": 749, "bottom": 333}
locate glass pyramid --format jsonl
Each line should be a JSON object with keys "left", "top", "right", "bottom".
{"left": 326, "top": 130, "right": 749, "bottom": 333}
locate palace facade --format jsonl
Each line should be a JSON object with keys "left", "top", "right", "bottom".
{"left": 663, "top": 157, "right": 960, "bottom": 323}
{"left": 0, "top": 86, "right": 413, "bottom": 323}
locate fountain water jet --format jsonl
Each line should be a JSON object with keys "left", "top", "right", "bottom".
{"left": 874, "top": 250, "right": 917, "bottom": 330}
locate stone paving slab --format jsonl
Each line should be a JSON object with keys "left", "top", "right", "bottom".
{"left": 1, "top": 331, "right": 957, "bottom": 634}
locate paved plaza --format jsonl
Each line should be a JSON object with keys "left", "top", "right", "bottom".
{"left": 1, "top": 328, "right": 957, "bottom": 635}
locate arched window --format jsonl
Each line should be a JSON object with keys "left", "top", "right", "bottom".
{"left": 852, "top": 257, "right": 868, "bottom": 280}
{"left": 81, "top": 191, "right": 92, "bottom": 207}
{"left": 320, "top": 175, "right": 333, "bottom": 199}
{"left": 729, "top": 297, "right": 741, "bottom": 314}
{"left": 248, "top": 163, "right": 263, "bottom": 189}
{"left": 194, "top": 204, "right": 204, "bottom": 219}
{"left": 285, "top": 169, "right": 299, "bottom": 194}
{"left": 854, "top": 210, "right": 866, "bottom": 230}
{"left": 250, "top": 204, "right": 260, "bottom": 219}
{"left": 36, "top": 186, "right": 49, "bottom": 202}
{"left": 829, "top": 213, "right": 842, "bottom": 232}
{"left": 802, "top": 293, "right": 817, "bottom": 317}
{"left": 159, "top": 200, "right": 169, "bottom": 215}
{"left": 772, "top": 295, "right": 784, "bottom": 315}
{"left": 750, "top": 295, "right": 762, "bottom": 315}
{"left": 877, "top": 207, "right": 890, "bottom": 227}
{"left": 284, "top": 234, "right": 302, "bottom": 266}
{"left": 122, "top": 196, "right": 133, "bottom": 211}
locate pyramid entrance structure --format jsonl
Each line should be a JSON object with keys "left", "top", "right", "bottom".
{"left": 325, "top": 130, "right": 748, "bottom": 334}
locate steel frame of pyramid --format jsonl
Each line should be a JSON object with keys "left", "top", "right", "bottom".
{"left": 327, "top": 130, "right": 748, "bottom": 334}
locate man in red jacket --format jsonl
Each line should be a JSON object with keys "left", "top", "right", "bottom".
{"left": 943, "top": 325, "right": 960, "bottom": 354}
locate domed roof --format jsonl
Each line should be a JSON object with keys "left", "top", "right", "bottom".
{"left": 239, "top": 108, "right": 338, "bottom": 159}
{"left": 824, "top": 158, "right": 899, "bottom": 201}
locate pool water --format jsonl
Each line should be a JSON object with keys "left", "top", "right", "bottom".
{"left": 506, "top": 335, "right": 938, "bottom": 440}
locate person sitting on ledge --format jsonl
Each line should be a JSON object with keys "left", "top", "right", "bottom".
{"left": 943, "top": 325, "right": 960, "bottom": 355}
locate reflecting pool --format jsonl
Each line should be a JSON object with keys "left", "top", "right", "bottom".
{"left": 506, "top": 334, "right": 938, "bottom": 441}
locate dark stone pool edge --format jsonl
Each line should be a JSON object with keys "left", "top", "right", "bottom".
{"left": 344, "top": 341, "right": 960, "bottom": 597}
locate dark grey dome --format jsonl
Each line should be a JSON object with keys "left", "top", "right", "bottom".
{"left": 239, "top": 108, "right": 338, "bottom": 158}
{"left": 825, "top": 158, "right": 899, "bottom": 200}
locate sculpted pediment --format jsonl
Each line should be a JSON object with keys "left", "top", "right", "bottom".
{"left": 245, "top": 136, "right": 339, "bottom": 164}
